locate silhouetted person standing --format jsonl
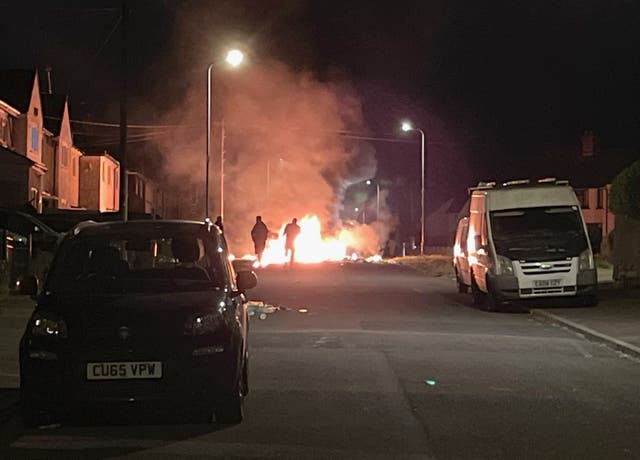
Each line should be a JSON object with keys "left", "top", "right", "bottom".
{"left": 283, "top": 218, "right": 301, "bottom": 265}
{"left": 214, "top": 216, "right": 224, "bottom": 233}
{"left": 251, "top": 215, "right": 269, "bottom": 263}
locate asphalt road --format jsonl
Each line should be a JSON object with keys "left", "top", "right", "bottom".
{"left": 1, "top": 262, "right": 639, "bottom": 459}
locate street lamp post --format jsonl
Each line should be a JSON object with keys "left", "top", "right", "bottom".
{"left": 205, "top": 49, "right": 244, "bottom": 221}
{"left": 401, "top": 121, "right": 426, "bottom": 255}
{"left": 366, "top": 179, "right": 380, "bottom": 221}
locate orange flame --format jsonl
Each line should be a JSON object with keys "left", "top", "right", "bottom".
{"left": 233, "top": 214, "right": 383, "bottom": 267}
{"left": 259, "top": 215, "right": 351, "bottom": 266}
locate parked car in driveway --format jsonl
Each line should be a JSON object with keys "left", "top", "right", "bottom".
{"left": 19, "top": 220, "right": 257, "bottom": 426}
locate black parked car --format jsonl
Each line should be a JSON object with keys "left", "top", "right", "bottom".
{"left": 19, "top": 220, "right": 257, "bottom": 426}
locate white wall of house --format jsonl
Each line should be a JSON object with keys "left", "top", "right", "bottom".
{"left": 0, "top": 103, "right": 17, "bottom": 148}
{"left": 79, "top": 155, "right": 120, "bottom": 212}
{"left": 24, "top": 74, "right": 42, "bottom": 165}
{"left": 55, "top": 103, "right": 76, "bottom": 209}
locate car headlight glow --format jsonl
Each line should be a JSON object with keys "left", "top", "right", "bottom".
{"left": 184, "top": 312, "right": 223, "bottom": 336}
{"left": 495, "top": 255, "right": 514, "bottom": 276}
{"left": 579, "top": 249, "right": 594, "bottom": 271}
{"left": 31, "top": 312, "right": 68, "bottom": 339}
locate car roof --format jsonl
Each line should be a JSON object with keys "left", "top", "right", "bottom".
{"left": 70, "top": 220, "right": 220, "bottom": 239}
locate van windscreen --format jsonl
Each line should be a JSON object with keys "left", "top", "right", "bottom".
{"left": 490, "top": 206, "right": 588, "bottom": 261}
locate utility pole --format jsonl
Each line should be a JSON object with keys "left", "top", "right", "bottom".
{"left": 119, "top": 1, "right": 129, "bottom": 221}
{"left": 219, "top": 118, "right": 225, "bottom": 219}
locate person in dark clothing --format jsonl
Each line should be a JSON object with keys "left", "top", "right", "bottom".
{"left": 251, "top": 215, "right": 269, "bottom": 263}
{"left": 214, "top": 216, "right": 224, "bottom": 233}
{"left": 283, "top": 218, "right": 301, "bottom": 264}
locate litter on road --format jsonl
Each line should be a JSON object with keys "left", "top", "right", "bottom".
{"left": 247, "top": 301, "right": 279, "bottom": 319}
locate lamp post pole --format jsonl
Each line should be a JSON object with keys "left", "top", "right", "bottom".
{"left": 366, "top": 179, "right": 381, "bottom": 221}
{"left": 418, "top": 128, "right": 425, "bottom": 255}
{"left": 375, "top": 183, "right": 380, "bottom": 220}
{"left": 220, "top": 118, "right": 225, "bottom": 219}
{"left": 205, "top": 63, "right": 214, "bottom": 221}
{"left": 205, "top": 49, "right": 244, "bottom": 221}
{"left": 401, "top": 122, "right": 426, "bottom": 255}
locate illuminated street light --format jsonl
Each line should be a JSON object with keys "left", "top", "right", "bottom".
{"left": 205, "top": 48, "right": 245, "bottom": 220}
{"left": 400, "top": 120, "right": 426, "bottom": 255}
{"left": 225, "top": 49, "right": 244, "bottom": 67}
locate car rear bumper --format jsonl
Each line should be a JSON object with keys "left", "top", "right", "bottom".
{"left": 20, "top": 343, "right": 240, "bottom": 409}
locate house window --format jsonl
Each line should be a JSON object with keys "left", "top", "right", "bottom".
{"left": 107, "top": 166, "right": 111, "bottom": 185}
{"left": 72, "top": 157, "right": 78, "bottom": 177}
{"left": 61, "top": 146, "right": 69, "bottom": 167}
{"left": 30, "top": 127, "right": 38, "bottom": 151}
{"left": 102, "top": 163, "right": 106, "bottom": 182}
{"left": 597, "top": 188, "right": 605, "bottom": 209}
{"left": 575, "top": 189, "right": 589, "bottom": 209}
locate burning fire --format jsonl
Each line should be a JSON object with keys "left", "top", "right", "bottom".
{"left": 260, "top": 215, "right": 349, "bottom": 266}
{"left": 235, "top": 214, "right": 380, "bottom": 267}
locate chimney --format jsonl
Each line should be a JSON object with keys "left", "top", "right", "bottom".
{"left": 580, "top": 130, "right": 594, "bottom": 157}
{"left": 44, "top": 66, "right": 53, "bottom": 94}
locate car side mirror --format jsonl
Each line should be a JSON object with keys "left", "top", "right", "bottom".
{"left": 236, "top": 270, "right": 258, "bottom": 293}
{"left": 17, "top": 274, "right": 38, "bottom": 297}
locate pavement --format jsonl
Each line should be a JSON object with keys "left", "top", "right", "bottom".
{"left": 530, "top": 284, "right": 640, "bottom": 358}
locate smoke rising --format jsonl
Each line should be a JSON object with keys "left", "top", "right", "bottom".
{"left": 151, "top": 58, "right": 388, "bottom": 254}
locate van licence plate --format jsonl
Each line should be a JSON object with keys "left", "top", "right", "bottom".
{"left": 86, "top": 361, "right": 162, "bottom": 380}
{"left": 534, "top": 279, "right": 561, "bottom": 288}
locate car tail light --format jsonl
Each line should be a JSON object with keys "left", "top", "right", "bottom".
{"left": 31, "top": 312, "right": 68, "bottom": 339}
{"left": 184, "top": 312, "right": 223, "bottom": 336}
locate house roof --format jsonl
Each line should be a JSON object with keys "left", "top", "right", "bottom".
{"left": 0, "top": 144, "right": 34, "bottom": 165}
{"left": 82, "top": 151, "right": 120, "bottom": 165}
{"left": 41, "top": 93, "right": 67, "bottom": 135}
{"left": 0, "top": 69, "right": 36, "bottom": 113}
{"left": 540, "top": 149, "right": 639, "bottom": 188}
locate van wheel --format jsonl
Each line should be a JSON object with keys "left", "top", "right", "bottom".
{"left": 455, "top": 269, "right": 469, "bottom": 293}
{"left": 582, "top": 295, "right": 598, "bottom": 307}
{"left": 485, "top": 278, "right": 507, "bottom": 312}
{"left": 470, "top": 273, "right": 485, "bottom": 307}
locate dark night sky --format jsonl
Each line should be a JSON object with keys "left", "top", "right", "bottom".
{"left": 2, "top": 0, "right": 639, "bottom": 218}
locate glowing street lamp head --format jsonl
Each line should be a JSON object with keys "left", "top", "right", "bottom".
{"left": 401, "top": 121, "right": 414, "bottom": 132}
{"left": 365, "top": 179, "right": 372, "bottom": 185}
{"left": 225, "top": 49, "right": 244, "bottom": 67}
{"left": 354, "top": 207, "right": 359, "bottom": 212}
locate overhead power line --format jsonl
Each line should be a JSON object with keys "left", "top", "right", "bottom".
{"left": 50, "top": 116, "right": 418, "bottom": 144}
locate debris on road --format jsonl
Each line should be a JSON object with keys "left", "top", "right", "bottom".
{"left": 247, "top": 301, "right": 279, "bottom": 320}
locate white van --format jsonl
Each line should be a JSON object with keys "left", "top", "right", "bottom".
{"left": 467, "top": 179, "right": 597, "bottom": 310}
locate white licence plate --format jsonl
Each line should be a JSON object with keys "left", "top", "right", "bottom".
{"left": 86, "top": 361, "right": 162, "bottom": 380}
{"left": 534, "top": 279, "right": 561, "bottom": 288}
